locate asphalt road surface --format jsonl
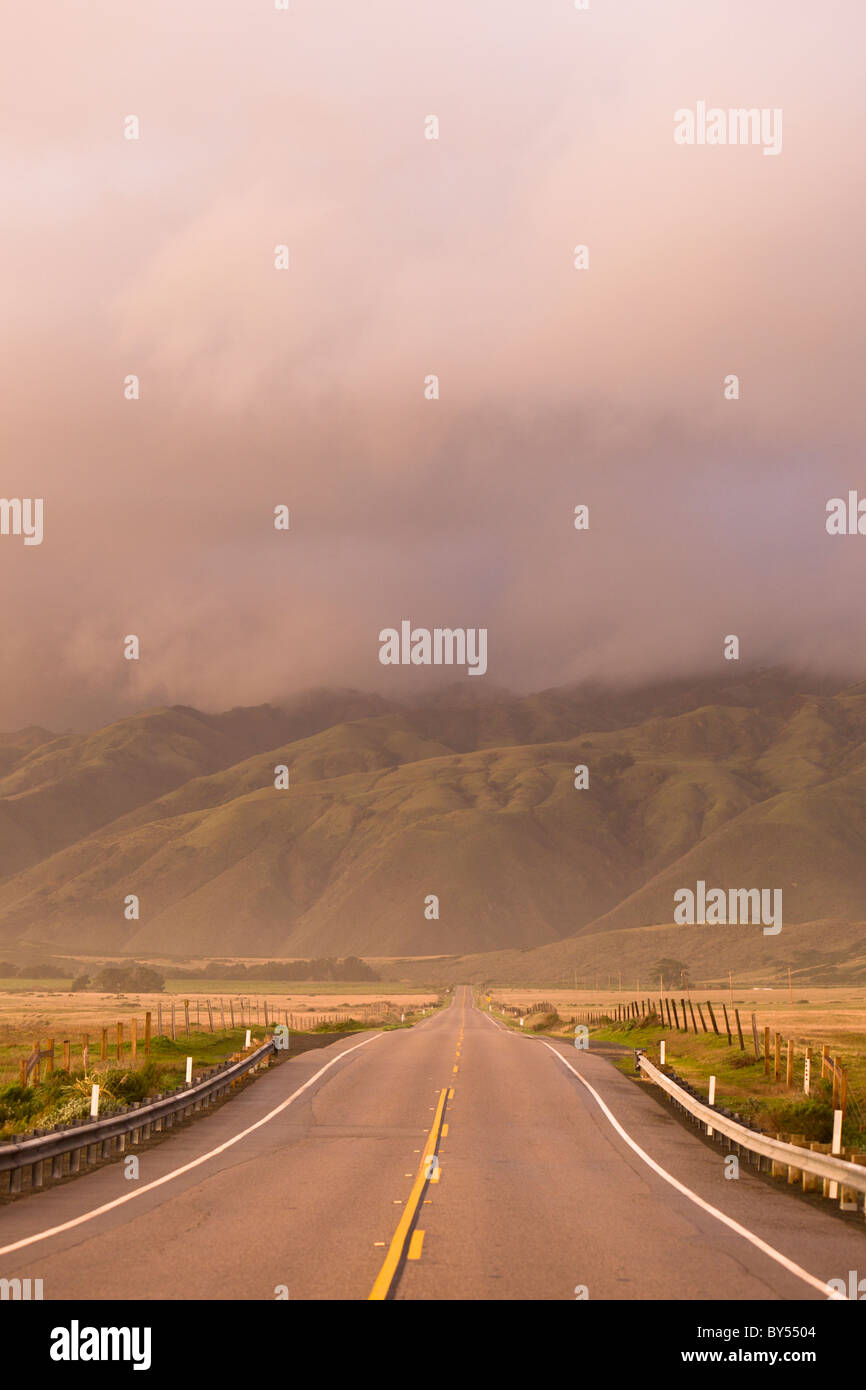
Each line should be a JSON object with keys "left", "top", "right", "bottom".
{"left": 1, "top": 986, "right": 863, "bottom": 1300}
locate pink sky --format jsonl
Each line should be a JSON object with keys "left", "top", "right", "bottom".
{"left": 2, "top": 0, "right": 865, "bottom": 729}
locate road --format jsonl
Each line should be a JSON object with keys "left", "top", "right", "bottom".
{"left": 1, "top": 986, "right": 863, "bottom": 1300}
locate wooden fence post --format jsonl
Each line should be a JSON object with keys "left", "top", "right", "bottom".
{"left": 207, "top": 999, "right": 214, "bottom": 1033}
{"left": 171, "top": 1000, "right": 176, "bottom": 1040}
{"left": 764, "top": 1026, "right": 771, "bottom": 1074}
{"left": 184, "top": 1000, "right": 190, "bottom": 1036}
{"left": 706, "top": 1002, "right": 720, "bottom": 1035}
{"left": 145, "top": 1011, "right": 151, "bottom": 1055}
{"left": 45, "top": 1040, "right": 55, "bottom": 1076}
{"left": 19, "top": 1058, "right": 26, "bottom": 1086}
{"left": 230, "top": 999, "right": 235, "bottom": 1029}
{"left": 721, "top": 1003, "right": 732, "bottom": 1044}
{"left": 32, "top": 1039, "right": 40, "bottom": 1085}
{"left": 734, "top": 1008, "right": 745, "bottom": 1051}
{"left": 63, "top": 1039, "right": 70, "bottom": 1070}
{"left": 696, "top": 1003, "right": 708, "bottom": 1033}
{"left": 786, "top": 1039, "right": 794, "bottom": 1088}
{"left": 157, "top": 1002, "right": 162, "bottom": 1037}
{"left": 101, "top": 1027, "right": 108, "bottom": 1061}
{"left": 131, "top": 1017, "right": 137, "bottom": 1064}
{"left": 774, "top": 1033, "right": 781, "bottom": 1082}
{"left": 116, "top": 1021, "right": 123, "bottom": 1061}
{"left": 82, "top": 1032, "right": 89, "bottom": 1071}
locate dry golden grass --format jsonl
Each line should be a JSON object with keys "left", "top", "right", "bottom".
{"left": 0, "top": 988, "right": 438, "bottom": 1084}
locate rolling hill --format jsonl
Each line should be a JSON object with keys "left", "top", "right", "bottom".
{"left": 0, "top": 670, "right": 864, "bottom": 975}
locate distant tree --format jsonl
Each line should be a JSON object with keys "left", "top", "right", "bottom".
{"left": 90, "top": 962, "right": 164, "bottom": 992}
{"left": 18, "top": 962, "right": 69, "bottom": 978}
{"left": 651, "top": 957, "right": 690, "bottom": 990}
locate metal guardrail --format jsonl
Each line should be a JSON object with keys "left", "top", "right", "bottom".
{"left": 638, "top": 1052, "right": 866, "bottom": 1194}
{"left": 0, "top": 1038, "right": 276, "bottom": 1192}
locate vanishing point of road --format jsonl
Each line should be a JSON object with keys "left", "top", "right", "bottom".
{"left": 1, "top": 987, "right": 863, "bottom": 1300}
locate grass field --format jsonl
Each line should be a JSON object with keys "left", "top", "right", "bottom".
{"left": 0, "top": 984, "right": 441, "bottom": 1089}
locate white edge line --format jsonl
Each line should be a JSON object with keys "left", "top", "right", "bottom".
{"left": 540, "top": 1041, "right": 846, "bottom": 1301}
{"left": 0, "top": 1032, "right": 383, "bottom": 1259}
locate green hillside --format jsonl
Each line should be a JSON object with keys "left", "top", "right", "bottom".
{"left": 0, "top": 671, "right": 863, "bottom": 969}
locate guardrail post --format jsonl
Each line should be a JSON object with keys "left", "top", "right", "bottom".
{"left": 846, "top": 1154, "right": 866, "bottom": 1215}
{"left": 787, "top": 1134, "right": 805, "bottom": 1184}
{"left": 803, "top": 1142, "right": 825, "bottom": 1192}
{"left": 771, "top": 1134, "right": 787, "bottom": 1178}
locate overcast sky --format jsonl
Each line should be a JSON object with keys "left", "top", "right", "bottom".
{"left": 2, "top": 0, "right": 865, "bottom": 730}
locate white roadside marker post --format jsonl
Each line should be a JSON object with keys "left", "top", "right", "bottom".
{"left": 245, "top": 1029, "right": 251, "bottom": 1048}
{"left": 90, "top": 1084, "right": 99, "bottom": 1118}
{"left": 707, "top": 1075, "right": 716, "bottom": 1136}
{"left": 186, "top": 1056, "right": 193, "bottom": 1085}
{"left": 660, "top": 1040, "right": 666, "bottom": 1065}
{"left": 829, "top": 1110, "right": 843, "bottom": 1199}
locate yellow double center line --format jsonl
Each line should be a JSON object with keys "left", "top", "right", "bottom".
{"left": 368, "top": 1085, "right": 449, "bottom": 1300}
